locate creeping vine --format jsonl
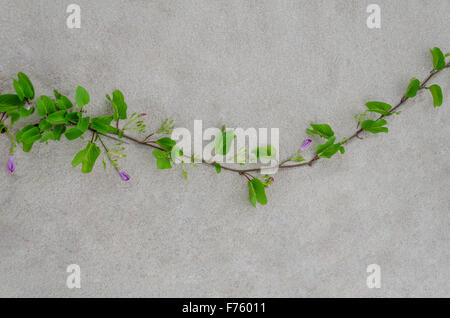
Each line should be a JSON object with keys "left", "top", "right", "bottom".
{"left": 1, "top": 47, "right": 448, "bottom": 207}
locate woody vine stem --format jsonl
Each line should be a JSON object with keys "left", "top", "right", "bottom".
{"left": 1, "top": 47, "right": 449, "bottom": 207}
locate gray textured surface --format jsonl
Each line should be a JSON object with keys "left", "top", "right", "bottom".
{"left": 0, "top": 0, "right": 449, "bottom": 297}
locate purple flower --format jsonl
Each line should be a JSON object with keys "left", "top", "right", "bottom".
{"left": 117, "top": 170, "right": 130, "bottom": 182}
{"left": 7, "top": 155, "right": 15, "bottom": 173}
{"left": 300, "top": 139, "right": 312, "bottom": 151}
{"left": 140, "top": 113, "right": 147, "bottom": 117}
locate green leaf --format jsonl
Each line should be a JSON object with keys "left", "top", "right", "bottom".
{"left": 405, "top": 78, "right": 421, "bottom": 98}
{"left": 319, "top": 144, "right": 341, "bottom": 158}
{"left": 35, "top": 97, "right": 46, "bottom": 116}
{"left": 19, "top": 106, "right": 34, "bottom": 118}
{"left": 7, "top": 110, "right": 21, "bottom": 125}
{"left": 315, "top": 136, "right": 344, "bottom": 158}
{"left": 252, "top": 145, "right": 276, "bottom": 160}
{"left": 53, "top": 125, "right": 66, "bottom": 140}
{"left": 90, "top": 116, "right": 117, "bottom": 135}
{"left": 54, "top": 90, "right": 62, "bottom": 99}
{"left": 428, "top": 84, "right": 443, "bottom": 107}
{"left": 0, "top": 94, "right": 26, "bottom": 111}
{"left": 91, "top": 116, "right": 113, "bottom": 125}
{"left": 365, "top": 101, "right": 392, "bottom": 116}
{"left": 113, "top": 90, "right": 127, "bottom": 119}
{"left": 156, "top": 137, "right": 176, "bottom": 151}
{"left": 72, "top": 149, "right": 85, "bottom": 167}
{"left": 65, "top": 128, "right": 84, "bottom": 140}
{"left": 36, "top": 96, "right": 57, "bottom": 116}
{"left": 21, "top": 126, "right": 41, "bottom": 143}
{"left": 215, "top": 162, "right": 221, "bottom": 174}
{"left": 40, "top": 131, "right": 54, "bottom": 143}
{"left": 105, "top": 95, "right": 117, "bottom": 120}
{"left": 75, "top": 86, "right": 90, "bottom": 107}
{"left": 430, "top": 47, "right": 446, "bottom": 70}
{"left": 66, "top": 112, "right": 81, "bottom": 123}
{"left": 56, "top": 95, "right": 73, "bottom": 110}
{"left": 156, "top": 157, "right": 172, "bottom": 169}
{"left": 17, "top": 72, "right": 34, "bottom": 99}
{"left": 152, "top": 149, "right": 168, "bottom": 159}
{"left": 64, "top": 116, "right": 90, "bottom": 140}
{"left": 251, "top": 178, "right": 267, "bottom": 205}
{"left": 152, "top": 149, "right": 172, "bottom": 169}
{"left": 106, "top": 90, "right": 127, "bottom": 120}
{"left": 316, "top": 136, "right": 336, "bottom": 154}
{"left": 306, "top": 123, "right": 334, "bottom": 139}
{"left": 18, "top": 126, "right": 41, "bottom": 151}
{"left": 72, "top": 142, "right": 101, "bottom": 173}
{"left": 16, "top": 125, "right": 34, "bottom": 143}
{"left": 361, "top": 119, "right": 388, "bottom": 134}
{"left": 22, "top": 142, "right": 34, "bottom": 152}
{"left": 215, "top": 129, "right": 235, "bottom": 155}
{"left": 248, "top": 181, "right": 257, "bottom": 207}
{"left": 77, "top": 116, "right": 90, "bottom": 132}
{"left": 13, "top": 79, "right": 25, "bottom": 101}
{"left": 46, "top": 110, "right": 69, "bottom": 124}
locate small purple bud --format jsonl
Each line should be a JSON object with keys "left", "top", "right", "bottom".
{"left": 117, "top": 170, "right": 130, "bottom": 182}
{"left": 300, "top": 139, "right": 312, "bottom": 151}
{"left": 140, "top": 113, "right": 147, "bottom": 117}
{"left": 7, "top": 155, "right": 15, "bottom": 174}
{"left": 268, "top": 177, "right": 274, "bottom": 183}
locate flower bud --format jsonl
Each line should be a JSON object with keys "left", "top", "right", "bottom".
{"left": 300, "top": 139, "right": 312, "bottom": 151}
{"left": 117, "top": 169, "right": 130, "bottom": 181}
{"left": 7, "top": 156, "right": 15, "bottom": 173}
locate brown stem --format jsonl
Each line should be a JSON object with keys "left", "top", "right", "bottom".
{"left": 7, "top": 62, "right": 445, "bottom": 179}
{"left": 240, "top": 172, "right": 252, "bottom": 181}
{"left": 272, "top": 63, "right": 448, "bottom": 171}
{"left": 98, "top": 58, "right": 446, "bottom": 175}
{"left": 143, "top": 132, "right": 155, "bottom": 142}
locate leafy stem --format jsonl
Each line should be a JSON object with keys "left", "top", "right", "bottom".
{"left": 1, "top": 48, "right": 448, "bottom": 207}
{"left": 97, "top": 59, "right": 448, "bottom": 175}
